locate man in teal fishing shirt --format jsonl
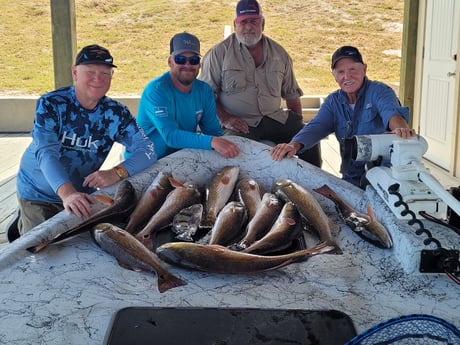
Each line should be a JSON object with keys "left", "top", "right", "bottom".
{"left": 135, "top": 32, "right": 240, "bottom": 159}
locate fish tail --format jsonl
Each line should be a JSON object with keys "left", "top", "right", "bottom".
{"left": 311, "top": 241, "right": 339, "bottom": 255}
{"left": 200, "top": 214, "right": 215, "bottom": 228}
{"left": 157, "top": 272, "right": 187, "bottom": 293}
{"left": 323, "top": 239, "right": 343, "bottom": 255}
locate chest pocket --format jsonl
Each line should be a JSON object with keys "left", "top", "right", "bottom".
{"left": 222, "top": 66, "right": 246, "bottom": 94}
{"left": 265, "top": 60, "right": 285, "bottom": 97}
{"left": 358, "top": 104, "right": 384, "bottom": 134}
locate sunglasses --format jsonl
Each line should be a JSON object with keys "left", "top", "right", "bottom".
{"left": 173, "top": 55, "right": 201, "bottom": 65}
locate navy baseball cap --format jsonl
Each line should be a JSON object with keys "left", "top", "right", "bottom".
{"left": 331, "top": 46, "right": 364, "bottom": 69}
{"left": 235, "top": 0, "right": 262, "bottom": 23}
{"left": 170, "top": 32, "right": 201, "bottom": 56}
{"left": 75, "top": 44, "right": 117, "bottom": 68}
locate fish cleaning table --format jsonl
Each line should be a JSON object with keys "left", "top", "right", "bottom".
{"left": 0, "top": 136, "right": 458, "bottom": 344}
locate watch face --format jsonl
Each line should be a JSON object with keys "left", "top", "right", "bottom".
{"left": 116, "top": 166, "right": 125, "bottom": 178}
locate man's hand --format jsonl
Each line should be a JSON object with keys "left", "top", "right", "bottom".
{"left": 270, "top": 142, "right": 302, "bottom": 161}
{"left": 83, "top": 169, "right": 121, "bottom": 190}
{"left": 61, "top": 192, "right": 95, "bottom": 218}
{"left": 211, "top": 137, "right": 240, "bottom": 158}
{"left": 220, "top": 113, "right": 250, "bottom": 134}
{"left": 390, "top": 127, "right": 416, "bottom": 139}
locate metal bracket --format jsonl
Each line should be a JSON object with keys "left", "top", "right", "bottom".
{"left": 419, "top": 249, "right": 459, "bottom": 273}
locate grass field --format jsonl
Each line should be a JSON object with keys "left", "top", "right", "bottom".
{"left": 0, "top": 0, "right": 404, "bottom": 96}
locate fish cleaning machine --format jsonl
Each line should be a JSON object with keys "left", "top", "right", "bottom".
{"left": 347, "top": 134, "right": 460, "bottom": 276}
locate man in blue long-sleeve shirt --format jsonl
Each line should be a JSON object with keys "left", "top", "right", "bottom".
{"left": 135, "top": 32, "right": 240, "bottom": 159}
{"left": 270, "top": 46, "right": 415, "bottom": 187}
{"left": 12, "top": 44, "right": 157, "bottom": 239}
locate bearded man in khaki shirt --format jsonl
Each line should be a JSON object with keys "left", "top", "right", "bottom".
{"left": 200, "top": 0, "right": 321, "bottom": 167}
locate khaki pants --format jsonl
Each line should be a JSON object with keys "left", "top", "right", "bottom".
{"left": 17, "top": 197, "right": 64, "bottom": 235}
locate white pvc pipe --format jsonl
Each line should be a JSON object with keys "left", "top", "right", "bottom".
{"left": 418, "top": 168, "right": 460, "bottom": 216}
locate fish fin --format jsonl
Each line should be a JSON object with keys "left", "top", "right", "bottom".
{"left": 26, "top": 240, "right": 52, "bottom": 253}
{"left": 207, "top": 244, "right": 228, "bottom": 252}
{"left": 94, "top": 194, "right": 114, "bottom": 206}
{"left": 366, "top": 204, "right": 376, "bottom": 221}
{"left": 285, "top": 217, "right": 297, "bottom": 226}
{"left": 157, "top": 273, "right": 187, "bottom": 293}
{"left": 116, "top": 259, "right": 139, "bottom": 271}
{"left": 261, "top": 259, "right": 296, "bottom": 272}
{"left": 168, "top": 177, "right": 185, "bottom": 188}
{"left": 312, "top": 184, "right": 337, "bottom": 200}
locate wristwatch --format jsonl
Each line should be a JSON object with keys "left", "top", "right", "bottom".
{"left": 114, "top": 165, "right": 128, "bottom": 179}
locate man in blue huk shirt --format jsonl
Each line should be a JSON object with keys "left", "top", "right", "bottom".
{"left": 135, "top": 32, "right": 240, "bottom": 159}
{"left": 10, "top": 44, "right": 157, "bottom": 240}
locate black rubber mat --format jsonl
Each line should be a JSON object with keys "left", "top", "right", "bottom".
{"left": 103, "top": 307, "right": 357, "bottom": 345}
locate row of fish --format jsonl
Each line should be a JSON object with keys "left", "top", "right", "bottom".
{"left": 26, "top": 165, "right": 393, "bottom": 293}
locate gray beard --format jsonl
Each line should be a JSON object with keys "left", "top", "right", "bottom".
{"left": 236, "top": 33, "right": 262, "bottom": 47}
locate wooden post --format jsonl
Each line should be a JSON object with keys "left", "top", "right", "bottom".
{"left": 50, "top": 0, "right": 77, "bottom": 89}
{"left": 399, "top": 0, "right": 419, "bottom": 124}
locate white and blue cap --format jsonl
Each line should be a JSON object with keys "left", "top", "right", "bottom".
{"left": 170, "top": 32, "right": 200, "bottom": 56}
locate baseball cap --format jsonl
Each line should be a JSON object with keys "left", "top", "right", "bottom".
{"left": 170, "top": 32, "right": 201, "bottom": 56}
{"left": 331, "top": 46, "right": 364, "bottom": 69}
{"left": 75, "top": 44, "right": 117, "bottom": 68}
{"left": 235, "top": 0, "right": 262, "bottom": 23}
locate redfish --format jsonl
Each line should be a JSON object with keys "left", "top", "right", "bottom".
{"left": 135, "top": 178, "right": 201, "bottom": 249}
{"left": 234, "top": 193, "right": 283, "bottom": 251}
{"left": 243, "top": 201, "right": 302, "bottom": 255}
{"left": 92, "top": 223, "right": 186, "bottom": 293}
{"left": 28, "top": 179, "right": 136, "bottom": 253}
{"left": 125, "top": 171, "right": 173, "bottom": 234}
{"left": 236, "top": 177, "right": 262, "bottom": 222}
{"left": 201, "top": 166, "right": 240, "bottom": 228}
{"left": 273, "top": 178, "right": 342, "bottom": 254}
{"left": 209, "top": 201, "right": 247, "bottom": 246}
{"left": 156, "top": 241, "right": 335, "bottom": 274}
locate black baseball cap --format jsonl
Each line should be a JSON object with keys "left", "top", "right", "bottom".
{"left": 331, "top": 46, "right": 364, "bottom": 69}
{"left": 170, "top": 32, "right": 201, "bottom": 56}
{"left": 75, "top": 44, "right": 117, "bottom": 68}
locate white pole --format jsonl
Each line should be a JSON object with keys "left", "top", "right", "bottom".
{"left": 417, "top": 167, "right": 460, "bottom": 216}
{"left": 224, "top": 25, "right": 232, "bottom": 38}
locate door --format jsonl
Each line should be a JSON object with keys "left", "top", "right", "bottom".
{"left": 419, "top": 0, "right": 459, "bottom": 170}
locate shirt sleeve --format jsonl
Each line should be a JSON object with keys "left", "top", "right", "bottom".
{"left": 197, "top": 84, "right": 223, "bottom": 136}
{"left": 115, "top": 106, "right": 157, "bottom": 176}
{"left": 293, "top": 100, "right": 335, "bottom": 152}
{"left": 371, "top": 82, "right": 410, "bottom": 129}
{"left": 33, "top": 97, "right": 76, "bottom": 193}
